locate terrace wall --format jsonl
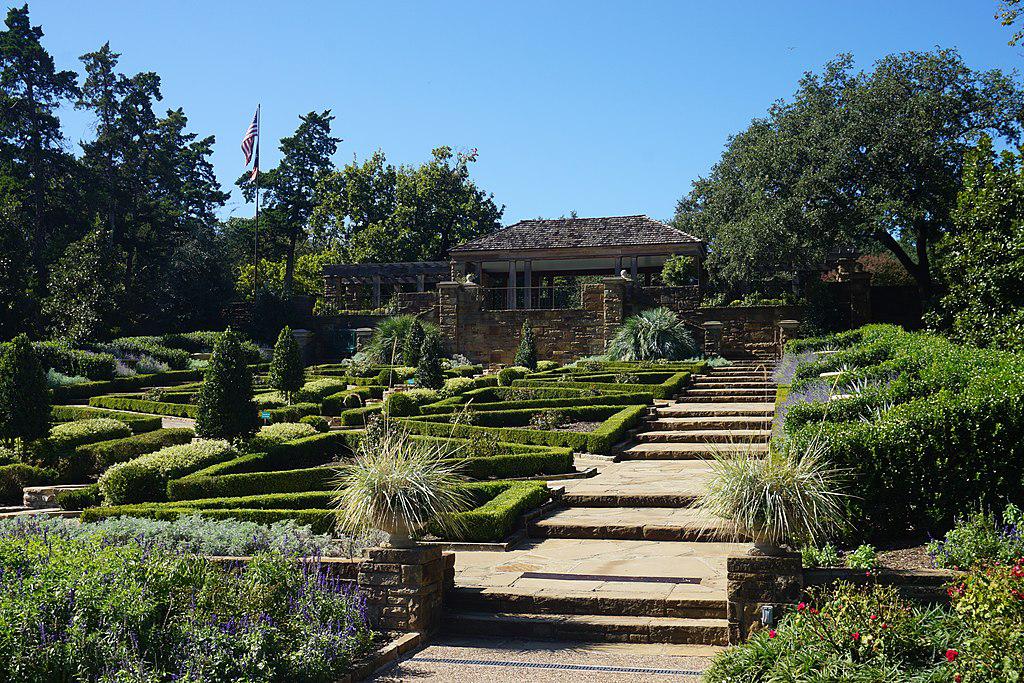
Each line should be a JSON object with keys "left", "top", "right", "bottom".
{"left": 698, "top": 305, "right": 804, "bottom": 360}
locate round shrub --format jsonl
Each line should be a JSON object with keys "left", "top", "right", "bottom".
{"left": 294, "top": 377, "right": 348, "bottom": 403}
{"left": 0, "top": 463, "right": 56, "bottom": 504}
{"left": 55, "top": 483, "right": 101, "bottom": 510}
{"left": 606, "top": 307, "right": 697, "bottom": 361}
{"left": 383, "top": 392, "right": 417, "bottom": 417}
{"left": 536, "top": 360, "right": 559, "bottom": 372}
{"left": 249, "top": 422, "right": 318, "bottom": 451}
{"left": 299, "top": 415, "right": 330, "bottom": 433}
{"left": 497, "top": 366, "right": 530, "bottom": 387}
{"left": 37, "top": 418, "right": 133, "bottom": 467}
{"left": 99, "top": 439, "right": 236, "bottom": 505}
{"left": 439, "top": 377, "right": 474, "bottom": 399}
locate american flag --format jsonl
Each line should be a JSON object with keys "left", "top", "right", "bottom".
{"left": 241, "top": 106, "right": 259, "bottom": 182}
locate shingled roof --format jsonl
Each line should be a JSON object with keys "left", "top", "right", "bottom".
{"left": 450, "top": 215, "right": 701, "bottom": 253}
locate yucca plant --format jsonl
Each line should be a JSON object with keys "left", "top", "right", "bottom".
{"left": 698, "top": 440, "right": 849, "bottom": 554}
{"left": 333, "top": 418, "right": 469, "bottom": 548}
{"left": 606, "top": 307, "right": 697, "bottom": 361}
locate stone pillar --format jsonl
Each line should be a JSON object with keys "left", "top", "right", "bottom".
{"left": 726, "top": 553, "right": 803, "bottom": 643}
{"left": 357, "top": 546, "right": 449, "bottom": 634}
{"left": 703, "top": 320, "right": 723, "bottom": 356}
{"left": 436, "top": 282, "right": 462, "bottom": 354}
{"left": 506, "top": 260, "right": 517, "bottom": 310}
{"left": 372, "top": 275, "right": 382, "bottom": 309}
{"left": 523, "top": 260, "right": 532, "bottom": 310}
{"left": 354, "top": 328, "right": 374, "bottom": 351}
{"left": 630, "top": 256, "right": 639, "bottom": 280}
{"left": 601, "top": 276, "right": 628, "bottom": 347}
{"left": 778, "top": 319, "right": 800, "bottom": 356}
{"left": 416, "top": 273, "right": 426, "bottom": 292}
{"left": 834, "top": 258, "right": 871, "bottom": 328}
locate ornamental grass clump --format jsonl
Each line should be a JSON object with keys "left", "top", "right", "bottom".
{"left": 698, "top": 441, "right": 849, "bottom": 553}
{"left": 333, "top": 419, "right": 469, "bottom": 547}
{"left": 606, "top": 307, "right": 697, "bottom": 361}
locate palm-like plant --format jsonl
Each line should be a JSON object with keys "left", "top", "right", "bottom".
{"left": 606, "top": 307, "right": 697, "bottom": 361}
{"left": 333, "top": 419, "right": 469, "bottom": 548}
{"left": 697, "top": 441, "right": 849, "bottom": 553}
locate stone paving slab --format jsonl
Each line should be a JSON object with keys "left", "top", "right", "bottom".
{"left": 621, "top": 441, "right": 768, "bottom": 459}
{"left": 556, "top": 460, "right": 714, "bottom": 501}
{"left": 657, "top": 401, "right": 775, "bottom": 417}
{"left": 531, "top": 506, "right": 737, "bottom": 540}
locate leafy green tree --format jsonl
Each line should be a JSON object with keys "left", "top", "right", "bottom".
{"left": 998, "top": 0, "right": 1024, "bottom": 45}
{"left": 660, "top": 255, "right": 698, "bottom": 286}
{"left": 268, "top": 326, "right": 304, "bottom": 404}
{"left": 0, "top": 5, "right": 79, "bottom": 275}
{"left": 514, "top": 320, "right": 537, "bottom": 370}
{"left": 43, "top": 221, "right": 124, "bottom": 342}
{"left": 675, "top": 50, "right": 1024, "bottom": 298}
{"left": 0, "top": 186, "right": 34, "bottom": 337}
{"left": 929, "top": 136, "right": 1024, "bottom": 351}
{"left": 416, "top": 331, "right": 444, "bottom": 390}
{"left": 312, "top": 147, "right": 503, "bottom": 263}
{"left": 196, "top": 328, "right": 258, "bottom": 440}
{"left": 402, "top": 319, "right": 425, "bottom": 367}
{"left": 0, "top": 333, "right": 50, "bottom": 449}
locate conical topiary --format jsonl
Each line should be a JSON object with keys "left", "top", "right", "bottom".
{"left": 268, "top": 326, "right": 304, "bottom": 404}
{"left": 0, "top": 334, "right": 50, "bottom": 448}
{"left": 196, "top": 328, "right": 259, "bottom": 440}
{"left": 514, "top": 320, "right": 537, "bottom": 370}
{"left": 402, "top": 319, "right": 425, "bottom": 367}
{"left": 416, "top": 331, "right": 445, "bottom": 390}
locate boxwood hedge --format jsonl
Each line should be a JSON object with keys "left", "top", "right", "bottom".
{"left": 88, "top": 396, "right": 198, "bottom": 418}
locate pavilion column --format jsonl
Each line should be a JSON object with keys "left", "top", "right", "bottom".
{"left": 372, "top": 275, "right": 382, "bottom": 308}
{"left": 523, "top": 260, "right": 532, "bottom": 310}
{"left": 615, "top": 256, "right": 623, "bottom": 276}
{"left": 506, "top": 259, "right": 517, "bottom": 310}
{"left": 631, "top": 256, "right": 639, "bottom": 281}
{"left": 417, "top": 273, "right": 426, "bottom": 292}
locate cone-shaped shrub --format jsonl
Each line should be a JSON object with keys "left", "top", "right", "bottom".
{"left": 417, "top": 331, "right": 445, "bottom": 390}
{"left": 402, "top": 319, "right": 425, "bottom": 367}
{"left": 0, "top": 333, "right": 50, "bottom": 447}
{"left": 514, "top": 320, "right": 537, "bottom": 370}
{"left": 196, "top": 328, "right": 258, "bottom": 440}
{"left": 268, "top": 326, "right": 304, "bottom": 404}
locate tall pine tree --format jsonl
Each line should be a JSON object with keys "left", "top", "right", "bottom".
{"left": 196, "top": 328, "right": 258, "bottom": 440}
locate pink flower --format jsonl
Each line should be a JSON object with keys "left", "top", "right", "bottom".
{"left": 851, "top": 632, "right": 861, "bottom": 641}
{"left": 869, "top": 614, "right": 878, "bottom": 621}
{"left": 797, "top": 602, "right": 807, "bottom": 611}
{"left": 769, "top": 629, "right": 777, "bottom": 639}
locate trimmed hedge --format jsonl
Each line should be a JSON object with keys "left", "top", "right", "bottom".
{"left": 420, "top": 391, "right": 654, "bottom": 415}
{"left": 265, "top": 402, "right": 320, "bottom": 423}
{"left": 51, "top": 369, "right": 201, "bottom": 403}
{"left": 106, "top": 337, "right": 192, "bottom": 369}
{"left": 299, "top": 415, "right": 330, "bottom": 432}
{"left": 51, "top": 405, "right": 162, "bottom": 433}
{"left": 34, "top": 342, "right": 116, "bottom": 380}
{"left": 55, "top": 483, "right": 101, "bottom": 510}
{"left": 88, "top": 396, "right": 198, "bottom": 419}
{"left": 36, "top": 419, "right": 134, "bottom": 470}
{"left": 99, "top": 439, "right": 237, "bottom": 504}
{"left": 248, "top": 422, "right": 318, "bottom": 451}
{"left": 81, "top": 504, "right": 336, "bottom": 533}
{"left": 435, "top": 481, "right": 550, "bottom": 542}
{"left": 294, "top": 377, "right": 349, "bottom": 402}
{"left": 497, "top": 366, "right": 530, "bottom": 386}
{"left": 76, "top": 427, "right": 195, "bottom": 471}
{"left": 320, "top": 387, "right": 373, "bottom": 414}
{"left": 339, "top": 405, "right": 382, "bottom": 426}
{"left": 168, "top": 466, "right": 336, "bottom": 501}
{"left": 402, "top": 404, "right": 647, "bottom": 454}
{"left": 0, "top": 463, "right": 56, "bottom": 504}
{"left": 511, "top": 370, "right": 690, "bottom": 399}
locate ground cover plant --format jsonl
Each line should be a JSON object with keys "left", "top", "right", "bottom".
{"left": 0, "top": 517, "right": 376, "bottom": 681}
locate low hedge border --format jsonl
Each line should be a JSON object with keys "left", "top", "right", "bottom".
{"left": 339, "top": 405, "right": 383, "bottom": 426}
{"left": 401, "top": 404, "right": 648, "bottom": 454}
{"left": 89, "top": 396, "right": 198, "bottom": 419}
{"left": 510, "top": 370, "right": 690, "bottom": 399}
{"left": 265, "top": 402, "right": 320, "bottom": 423}
{"left": 420, "top": 391, "right": 654, "bottom": 415}
{"left": 432, "top": 481, "right": 550, "bottom": 542}
{"left": 51, "top": 405, "right": 162, "bottom": 433}
{"left": 77, "top": 427, "right": 195, "bottom": 471}
{"left": 81, "top": 505, "right": 337, "bottom": 533}
{"left": 51, "top": 369, "right": 202, "bottom": 403}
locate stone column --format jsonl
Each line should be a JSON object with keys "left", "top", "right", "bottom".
{"left": 357, "top": 546, "right": 449, "bottom": 634}
{"left": 436, "top": 282, "right": 462, "bottom": 355}
{"left": 372, "top": 275, "right": 382, "bottom": 309}
{"left": 778, "top": 319, "right": 800, "bottom": 356}
{"left": 726, "top": 553, "right": 803, "bottom": 643}
{"left": 834, "top": 258, "right": 872, "bottom": 328}
{"left": 354, "top": 328, "right": 374, "bottom": 352}
{"left": 703, "top": 320, "right": 723, "bottom": 356}
{"left": 601, "top": 276, "right": 628, "bottom": 347}
{"left": 523, "top": 260, "right": 533, "bottom": 310}
{"left": 506, "top": 260, "right": 517, "bottom": 310}
{"left": 630, "top": 256, "right": 639, "bottom": 280}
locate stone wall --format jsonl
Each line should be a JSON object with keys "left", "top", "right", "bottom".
{"left": 699, "top": 305, "right": 804, "bottom": 360}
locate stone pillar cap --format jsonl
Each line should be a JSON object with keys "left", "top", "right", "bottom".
{"left": 778, "top": 319, "right": 800, "bottom": 329}
{"left": 703, "top": 320, "right": 724, "bottom": 329}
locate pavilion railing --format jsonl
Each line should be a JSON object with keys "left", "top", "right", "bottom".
{"left": 480, "top": 286, "right": 583, "bottom": 311}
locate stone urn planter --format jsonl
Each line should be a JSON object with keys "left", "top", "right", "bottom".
{"left": 748, "top": 528, "right": 787, "bottom": 557}
{"left": 381, "top": 518, "right": 417, "bottom": 549}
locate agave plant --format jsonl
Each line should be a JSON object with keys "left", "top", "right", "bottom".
{"left": 606, "top": 307, "right": 697, "bottom": 361}
{"left": 333, "top": 418, "right": 469, "bottom": 548}
{"left": 698, "top": 440, "right": 849, "bottom": 554}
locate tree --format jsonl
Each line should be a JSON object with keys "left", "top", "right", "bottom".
{"left": 43, "top": 221, "right": 124, "bottom": 342}
{"left": 239, "top": 111, "right": 340, "bottom": 297}
{"left": 998, "top": 0, "right": 1024, "bottom": 45}
{"left": 929, "top": 136, "right": 1024, "bottom": 351}
{"left": 514, "top": 320, "right": 537, "bottom": 370}
{"left": 0, "top": 5, "right": 79, "bottom": 275}
{"left": 416, "top": 331, "right": 444, "bottom": 390}
{"left": 0, "top": 333, "right": 49, "bottom": 449}
{"left": 268, "top": 326, "right": 304, "bottom": 404}
{"left": 312, "top": 147, "right": 503, "bottom": 263}
{"left": 660, "top": 255, "right": 698, "bottom": 286}
{"left": 674, "top": 50, "right": 1024, "bottom": 299}
{"left": 196, "top": 328, "right": 258, "bottom": 440}
{"left": 402, "top": 319, "right": 425, "bottom": 367}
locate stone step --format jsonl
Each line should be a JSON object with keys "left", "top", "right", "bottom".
{"left": 675, "top": 394, "right": 776, "bottom": 403}
{"left": 448, "top": 587, "right": 726, "bottom": 620}
{"left": 562, "top": 491, "right": 699, "bottom": 508}
{"left": 621, "top": 441, "right": 769, "bottom": 460}
{"left": 657, "top": 403, "right": 775, "bottom": 418}
{"left": 650, "top": 416, "right": 773, "bottom": 430}
{"left": 442, "top": 610, "right": 730, "bottom": 645}
{"left": 686, "top": 387, "right": 777, "bottom": 396}
{"left": 529, "top": 506, "right": 738, "bottom": 542}
{"left": 634, "top": 429, "right": 772, "bottom": 444}
{"left": 691, "top": 379, "right": 776, "bottom": 388}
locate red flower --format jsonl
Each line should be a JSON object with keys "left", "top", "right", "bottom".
{"left": 955, "top": 676, "right": 962, "bottom": 683}
{"left": 869, "top": 614, "right": 878, "bottom": 621}
{"left": 769, "top": 629, "right": 777, "bottom": 639}
{"left": 946, "top": 649, "right": 958, "bottom": 663}
{"left": 797, "top": 602, "right": 807, "bottom": 611}
{"left": 809, "top": 607, "right": 819, "bottom": 615}
{"left": 852, "top": 632, "right": 860, "bottom": 641}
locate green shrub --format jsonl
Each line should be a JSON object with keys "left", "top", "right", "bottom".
{"left": 402, "top": 319, "right": 425, "bottom": 367}
{"left": 339, "top": 405, "right": 382, "bottom": 427}
{"left": 948, "top": 559, "right": 1024, "bottom": 682}
{"left": 497, "top": 366, "right": 530, "bottom": 386}
{"left": 365, "top": 315, "right": 439, "bottom": 364}
{"left": 50, "top": 370, "right": 202, "bottom": 403}
{"left": 416, "top": 331, "right": 445, "bottom": 390}
{"left": 51, "top": 405, "right": 162, "bottom": 433}
{"left": 0, "top": 463, "right": 56, "bottom": 504}
{"left": 195, "top": 329, "right": 258, "bottom": 440}
{"left": 76, "top": 427, "right": 194, "bottom": 471}
{"left": 439, "top": 376, "right": 475, "bottom": 399}
{"left": 88, "top": 396, "right": 198, "bottom": 418}
{"left": 535, "top": 360, "right": 559, "bottom": 372}
{"left": 801, "top": 543, "right": 841, "bottom": 568}
{"left": 266, "top": 402, "right": 320, "bottom": 423}
{"left": 607, "top": 307, "right": 698, "bottom": 361}
{"left": 0, "top": 334, "right": 50, "bottom": 445}
{"left": 514, "top": 321, "right": 537, "bottom": 370}
{"left": 99, "top": 439, "right": 237, "bottom": 504}
{"left": 295, "top": 377, "right": 348, "bottom": 402}
{"left": 249, "top": 422, "right": 318, "bottom": 451}
{"left": 430, "top": 481, "right": 549, "bottom": 542}
{"left": 299, "top": 415, "right": 330, "bottom": 432}
{"left": 844, "top": 544, "right": 878, "bottom": 570}
{"left": 107, "top": 336, "right": 191, "bottom": 369}
{"left": 320, "top": 389, "right": 367, "bottom": 415}
{"left": 374, "top": 366, "right": 416, "bottom": 386}
{"left": 927, "top": 505, "right": 1024, "bottom": 569}
{"left": 169, "top": 466, "right": 336, "bottom": 500}
{"left": 55, "top": 483, "right": 101, "bottom": 510}
{"left": 36, "top": 418, "right": 133, "bottom": 469}
{"left": 267, "top": 326, "right": 304, "bottom": 403}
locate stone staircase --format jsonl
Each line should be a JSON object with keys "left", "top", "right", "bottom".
{"left": 442, "top": 361, "right": 775, "bottom": 646}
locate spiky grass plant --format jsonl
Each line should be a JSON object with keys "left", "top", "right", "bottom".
{"left": 333, "top": 418, "right": 469, "bottom": 547}
{"left": 698, "top": 440, "right": 849, "bottom": 553}
{"left": 606, "top": 307, "right": 697, "bottom": 361}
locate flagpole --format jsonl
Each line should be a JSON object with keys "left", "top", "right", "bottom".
{"left": 253, "top": 104, "right": 260, "bottom": 298}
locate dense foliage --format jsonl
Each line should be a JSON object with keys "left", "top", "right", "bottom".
{"left": 606, "top": 307, "right": 697, "bottom": 361}
{"left": 514, "top": 320, "right": 537, "bottom": 370}
{"left": 0, "top": 333, "right": 49, "bottom": 447}
{"left": 196, "top": 329, "right": 259, "bottom": 440}
{"left": 268, "top": 326, "right": 304, "bottom": 403}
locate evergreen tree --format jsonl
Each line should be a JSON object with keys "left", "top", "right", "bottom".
{"left": 268, "top": 326, "right": 304, "bottom": 404}
{"left": 402, "top": 319, "right": 425, "bottom": 367}
{"left": 0, "top": 333, "right": 50, "bottom": 448}
{"left": 514, "top": 320, "right": 537, "bottom": 370}
{"left": 416, "top": 331, "right": 444, "bottom": 390}
{"left": 196, "top": 328, "right": 258, "bottom": 440}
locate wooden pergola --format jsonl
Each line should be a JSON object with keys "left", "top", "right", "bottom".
{"left": 322, "top": 261, "right": 449, "bottom": 308}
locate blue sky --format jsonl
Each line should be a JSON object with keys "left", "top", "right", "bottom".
{"left": 14, "top": 0, "right": 1024, "bottom": 224}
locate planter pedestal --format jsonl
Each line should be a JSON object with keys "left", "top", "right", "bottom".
{"left": 726, "top": 552, "right": 802, "bottom": 643}
{"left": 357, "top": 546, "right": 452, "bottom": 634}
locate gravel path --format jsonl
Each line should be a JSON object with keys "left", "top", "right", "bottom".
{"left": 371, "top": 637, "right": 716, "bottom": 682}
